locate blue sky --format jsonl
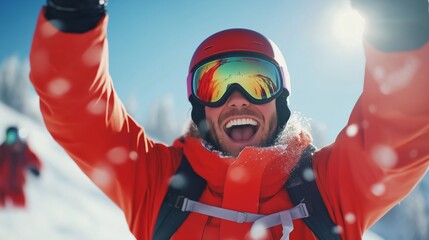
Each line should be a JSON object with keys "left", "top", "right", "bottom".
{"left": 0, "top": 0, "right": 365, "bottom": 143}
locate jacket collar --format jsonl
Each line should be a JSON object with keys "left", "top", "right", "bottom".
{"left": 173, "top": 114, "right": 313, "bottom": 200}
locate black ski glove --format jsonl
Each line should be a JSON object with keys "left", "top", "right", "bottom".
{"left": 351, "top": 0, "right": 428, "bottom": 21}
{"left": 45, "top": 0, "right": 107, "bottom": 33}
{"left": 28, "top": 166, "right": 40, "bottom": 177}
{"left": 351, "top": 0, "right": 429, "bottom": 51}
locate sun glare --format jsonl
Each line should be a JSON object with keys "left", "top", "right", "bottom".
{"left": 333, "top": 7, "right": 365, "bottom": 46}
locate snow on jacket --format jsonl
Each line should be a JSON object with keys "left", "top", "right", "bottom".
{"left": 29, "top": 8, "right": 429, "bottom": 240}
{"left": 0, "top": 142, "right": 42, "bottom": 193}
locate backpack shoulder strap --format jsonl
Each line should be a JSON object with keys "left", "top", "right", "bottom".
{"left": 153, "top": 146, "right": 340, "bottom": 239}
{"left": 153, "top": 155, "right": 207, "bottom": 240}
{"left": 285, "top": 144, "right": 340, "bottom": 240}
{"left": 0, "top": 144, "right": 5, "bottom": 164}
{"left": 0, "top": 143, "right": 6, "bottom": 164}
{"left": 0, "top": 144, "right": 3, "bottom": 158}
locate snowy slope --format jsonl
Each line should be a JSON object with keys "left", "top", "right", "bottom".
{"left": 0, "top": 102, "right": 135, "bottom": 240}
{"left": 0, "top": 102, "right": 382, "bottom": 240}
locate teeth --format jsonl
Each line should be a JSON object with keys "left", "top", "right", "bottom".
{"left": 226, "top": 118, "right": 257, "bottom": 129}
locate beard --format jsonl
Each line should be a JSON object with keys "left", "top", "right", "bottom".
{"left": 205, "top": 108, "right": 278, "bottom": 157}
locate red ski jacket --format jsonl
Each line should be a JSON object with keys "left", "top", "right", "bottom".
{"left": 0, "top": 142, "right": 42, "bottom": 193}
{"left": 29, "top": 8, "right": 429, "bottom": 240}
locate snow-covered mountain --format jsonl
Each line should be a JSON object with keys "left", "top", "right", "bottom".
{"left": 0, "top": 102, "right": 384, "bottom": 240}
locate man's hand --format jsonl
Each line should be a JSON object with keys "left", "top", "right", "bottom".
{"left": 28, "top": 166, "right": 41, "bottom": 177}
{"left": 47, "top": 0, "right": 107, "bottom": 13}
{"left": 350, "top": 0, "right": 429, "bottom": 51}
{"left": 45, "top": 0, "right": 107, "bottom": 33}
{"left": 351, "top": 0, "right": 428, "bottom": 20}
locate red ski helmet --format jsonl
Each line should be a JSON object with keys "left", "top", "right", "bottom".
{"left": 188, "top": 28, "right": 291, "bottom": 133}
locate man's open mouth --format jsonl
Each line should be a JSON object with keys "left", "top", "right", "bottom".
{"left": 224, "top": 118, "right": 259, "bottom": 142}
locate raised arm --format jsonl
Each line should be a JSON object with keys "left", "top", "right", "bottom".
{"left": 314, "top": 0, "right": 429, "bottom": 237}
{"left": 24, "top": 144, "right": 42, "bottom": 176}
{"left": 29, "top": 1, "right": 182, "bottom": 234}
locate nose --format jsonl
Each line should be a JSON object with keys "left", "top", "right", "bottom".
{"left": 227, "top": 91, "right": 250, "bottom": 109}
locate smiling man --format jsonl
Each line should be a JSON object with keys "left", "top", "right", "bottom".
{"left": 29, "top": 0, "right": 429, "bottom": 239}
{"left": 204, "top": 90, "right": 278, "bottom": 157}
{"left": 188, "top": 36, "right": 291, "bottom": 159}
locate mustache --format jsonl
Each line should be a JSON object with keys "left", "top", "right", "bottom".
{"left": 218, "top": 108, "right": 263, "bottom": 125}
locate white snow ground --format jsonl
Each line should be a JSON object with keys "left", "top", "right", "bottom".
{"left": 0, "top": 102, "right": 382, "bottom": 240}
{"left": 0, "top": 103, "right": 135, "bottom": 240}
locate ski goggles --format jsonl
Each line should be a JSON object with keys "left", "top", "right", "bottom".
{"left": 188, "top": 55, "right": 284, "bottom": 107}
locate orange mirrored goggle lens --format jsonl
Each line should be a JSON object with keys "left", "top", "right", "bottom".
{"left": 192, "top": 56, "right": 282, "bottom": 106}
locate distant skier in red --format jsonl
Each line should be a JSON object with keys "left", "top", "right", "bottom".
{"left": 0, "top": 126, "right": 42, "bottom": 207}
